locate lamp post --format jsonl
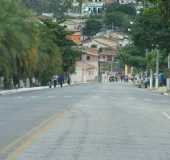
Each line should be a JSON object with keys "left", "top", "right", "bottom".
{"left": 167, "top": 54, "right": 170, "bottom": 91}
{"left": 151, "top": 44, "right": 159, "bottom": 89}
{"left": 168, "top": 54, "right": 170, "bottom": 69}
{"left": 155, "top": 47, "right": 159, "bottom": 89}
{"left": 146, "top": 49, "right": 153, "bottom": 89}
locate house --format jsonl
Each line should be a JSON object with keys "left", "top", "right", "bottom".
{"left": 117, "top": 0, "right": 136, "bottom": 4}
{"left": 60, "top": 19, "right": 84, "bottom": 32}
{"left": 71, "top": 46, "right": 118, "bottom": 83}
{"left": 82, "top": 0, "right": 105, "bottom": 15}
{"left": 71, "top": 48, "right": 99, "bottom": 83}
{"left": 67, "top": 32, "right": 81, "bottom": 45}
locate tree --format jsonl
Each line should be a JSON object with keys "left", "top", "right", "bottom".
{"left": 106, "top": 3, "right": 136, "bottom": 17}
{"left": 0, "top": 0, "right": 80, "bottom": 88}
{"left": 104, "top": 11, "right": 131, "bottom": 31}
{"left": 118, "top": 45, "right": 146, "bottom": 70}
{"left": 104, "top": 3, "right": 136, "bottom": 32}
{"left": 22, "top": 0, "right": 73, "bottom": 18}
{"left": 83, "top": 18, "right": 103, "bottom": 37}
{"left": 131, "top": 9, "right": 162, "bottom": 50}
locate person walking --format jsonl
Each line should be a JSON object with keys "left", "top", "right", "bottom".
{"left": 54, "top": 79, "right": 57, "bottom": 88}
{"left": 49, "top": 79, "right": 52, "bottom": 88}
{"left": 58, "top": 75, "right": 64, "bottom": 88}
{"left": 144, "top": 77, "right": 149, "bottom": 88}
{"left": 67, "top": 75, "right": 71, "bottom": 86}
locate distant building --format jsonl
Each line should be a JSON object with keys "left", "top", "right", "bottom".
{"left": 71, "top": 48, "right": 99, "bottom": 82}
{"left": 82, "top": 1, "right": 104, "bottom": 15}
{"left": 71, "top": 46, "right": 117, "bottom": 83}
{"left": 117, "top": 0, "right": 136, "bottom": 4}
{"left": 70, "top": 0, "right": 115, "bottom": 16}
{"left": 67, "top": 32, "right": 81, "bottom": 45}
{"left": 60, "top": 19, "right": 83, "bottom": 32}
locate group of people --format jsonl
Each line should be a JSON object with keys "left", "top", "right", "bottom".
{"left": 49, "top": 75, "right": 71, "bottom": 88}
{"left": 133, "top": 72, "right": 166, "bottom": 88}
{"left": 109, "top": 73, "right": 132, "bottom": 83}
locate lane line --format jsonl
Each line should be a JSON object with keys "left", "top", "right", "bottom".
{"left": 144, "top": 98, "right": 152, "bottom": 102}
{"left": 162, "top": 112, "right": 170, "bottom": 120}
{"left": 16, "top": 96, "right": 23, "bottom": 99}
{"left": 64, "top": 96, "right": 73, "bottom": 98}
{"left": 30, "top": 96, "right": 38, "bottom": 99}
{"left": 47, "top": 96, "right": 55, "bottom": 99}
{"left": 127, "top": 97, "right": 136, "bottom": 100}
{"left": 0, "top": 111, "right": 65, "bottom": 159}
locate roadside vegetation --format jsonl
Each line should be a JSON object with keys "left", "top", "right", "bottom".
{"left": 118, "top": 0, "right": 170, "bottom": 76}
{"left": 0, "top": 0, "right": 81, "bottom": 89}
{"left": 82, "top": 3, "right": 136, "bottom": 37}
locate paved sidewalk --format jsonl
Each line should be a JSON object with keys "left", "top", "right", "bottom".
{"left": 0, "top": 82, "right": 88, "bottom": 96}
{"left": 0, "top": 86, "right": 49, "bottom": 96}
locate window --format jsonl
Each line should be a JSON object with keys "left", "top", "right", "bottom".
{"left": 87, "top": 56, "right": 91, "bottom": 60}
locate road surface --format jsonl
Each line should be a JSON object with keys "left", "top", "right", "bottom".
{"left": 0, "top": 83, "right": 170, "bottom": 160}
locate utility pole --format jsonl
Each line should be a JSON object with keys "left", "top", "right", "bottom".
{"left": 146, "top": 49, "right": 153, "bottom": 89}
{"left": 155, "top": 48, "right": 159, "bottom": 89}
{"left": 167, "top": 54, "right": 170, "bottom": 91}
{"left": 168, "top": 54, "right": 170, "bottom": 69}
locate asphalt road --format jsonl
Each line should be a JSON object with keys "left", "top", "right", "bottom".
{"left": 1, "top": 83, "right": 170, "bottom": 160}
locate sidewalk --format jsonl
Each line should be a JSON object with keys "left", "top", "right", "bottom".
{"left": 0, "top": 86, "right": 49, "bottom": 96}
{"left": 0, "top": 82, "right": 88, "bottom": 96}
{"left": 155, "top": 87, "right": 170, "bottom": 96}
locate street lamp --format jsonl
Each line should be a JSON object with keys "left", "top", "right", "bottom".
{"left": 155, "top": 45, "right": 159, "bottom": 89}
{"left": 167, "top": 54, "right": 170, "bottom": 91}
{"left": 146, "top": 49, "right": 153, "bottom": 89}
{"left": 151, "top": 44, "right": 159, "bottom": 89}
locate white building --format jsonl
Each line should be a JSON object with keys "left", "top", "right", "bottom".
{"left": 82, "top": 0, "right": 104, "bottom": 15}
{"left": 71, "top": 49, "right": 99, "bottom": 83}
{"left": 117, "top": 0, "right": 136, "bottom": 4}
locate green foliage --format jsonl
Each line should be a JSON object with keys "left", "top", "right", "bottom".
{"left": 22, "top": 0, "right": 72, "bottom": 18}
{"left": 0, "top": 0, "right": 80, "bottom": 88}
{"left": 118, "top": 45, "right": 145, "bottom": 69}
{"left": 131, "top": 10, "right": 162, "bottom": 50}
{"left": 104, "top": 3, "right": 136, "bottom": 32}
{"left": 118, "top": 0, "right": 170, "bottom": 71}
{"left": 83, "top": 18, "right": 103, "bottom": 37}
{"left": 106, "top": 3, "right": 136, "bottom": 17}
{"left": 105, "top": 11, "right": 131, "bottom": 31}
{"left": 145, "top": 50, "right": 157, "bottom": 70}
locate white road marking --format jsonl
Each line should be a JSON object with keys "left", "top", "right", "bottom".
{"left": 64, "top": 96, "right": 73, "bottom": 98}
{"left": 162, "top": 112, "right": 170, "bottom": 120}
{"left": 30, "top": 96, "right": 38, "bottom": 99}
{"left": 160, "top": 101, "right": 170, "bottom": 104}
{"left": 16, "top": 96, "right": 23, "bottom": 99}
{"left": 144, "top": 98, "right": 152, "bottom": 102}
{"left": 93, "top": 96, "right": 100, "bottom": 99}
{"left": 127, "top": 97, "right": 136, "bottom": 100}
{"left": 47, "top": 96, "right": 55, "bottom": 99}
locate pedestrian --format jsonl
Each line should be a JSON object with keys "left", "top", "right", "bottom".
{"left": 58, "top": 75, "right": 64, "bottom": 88}
{"left": 67, "top": 76, "right": 71, "bottom": 86}
{"left": 121, "top": 75, "right": 124, "bottom": 82}
{"left": 144, "top": 77, "right": 149, "bottom": 88}
{"left": 54, "top": 79, "right": 57, "bottom": 88}
{"left": 49, "top": 79, "right": 52, "bottom": 88}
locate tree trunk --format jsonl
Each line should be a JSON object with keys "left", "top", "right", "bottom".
{"left": 167, "top": 54, "right": 170, "bottom": 91}
{"left": 150, "top": 69, "right": 153, "bottom": 89}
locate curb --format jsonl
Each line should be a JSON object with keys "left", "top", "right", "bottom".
{"left": 0, "top": 87, "right": 49, "bottom": 96}
{"left": 0, "top": 82, "right": 88, "bottom": 96}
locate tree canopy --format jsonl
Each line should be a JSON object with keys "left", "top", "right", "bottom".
{"left": 117, "top": 0, "right": 170, "bottom": 71}
{"left": 22, "top": 0, "right": 73, "bottom": 18}
{"left": 104, "top": 3, "right": 136, "bottom": 31}
{"left": 0, "top": 0, "right": 81, "bottom": 88}
{"left": 83, "top": 17, "right": 103, "bottom": 37}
